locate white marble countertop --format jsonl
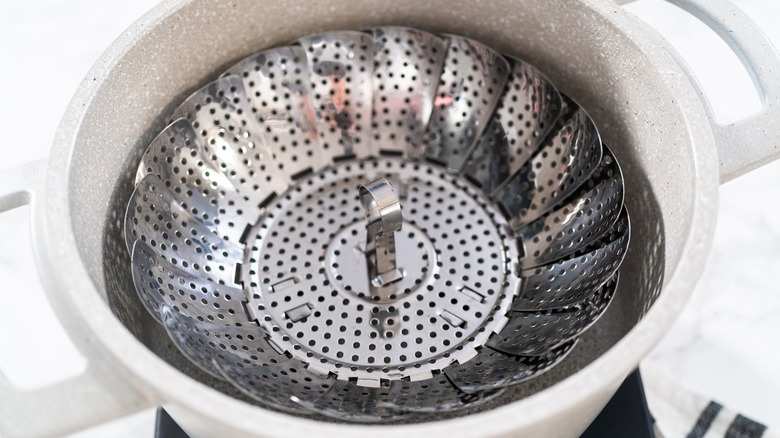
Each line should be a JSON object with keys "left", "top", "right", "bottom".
{"left": 0, "top": 1, "right": 777, "bottom": 436}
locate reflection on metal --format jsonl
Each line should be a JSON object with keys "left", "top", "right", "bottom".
{"left": 359, "top": 178, "right": 404, "bottom": 297}
{"left": 124, "top": 27, "right": 630, "bottom": 422}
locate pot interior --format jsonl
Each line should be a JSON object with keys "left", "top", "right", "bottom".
{"left": 63, "top": 0, "right": 696, "bottom": 423}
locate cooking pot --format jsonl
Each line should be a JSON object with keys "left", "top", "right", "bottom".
{"left": 1, "top": 0, "right": 778, "bottom": 436}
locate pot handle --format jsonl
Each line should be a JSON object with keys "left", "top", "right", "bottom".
{"left": 0, "top": 160, "right": 155, "bottom": 438}
{"left": 671, "top": 0, "right": 780, "bottom": 183}
{"left": 621, "top": 0, "right": 780, "bottom": 183}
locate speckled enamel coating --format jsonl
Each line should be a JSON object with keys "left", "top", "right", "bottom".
{"left": 1, "top": 0, "right": 778, "bottom": 437}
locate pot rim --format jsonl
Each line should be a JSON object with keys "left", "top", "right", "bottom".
{"left": 43, "top": 0, "right": 719, "bottom": 435}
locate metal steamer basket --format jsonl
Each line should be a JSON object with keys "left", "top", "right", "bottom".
{"left": 124, "top": 27, "right": 630, "bottom": 421}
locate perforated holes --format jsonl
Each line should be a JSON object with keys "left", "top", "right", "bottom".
{"left": 126, "top": 174, "right": 242, "bottom": 285}
{"left": 132, "top": 240, "right": 248, "bottom": 325}
{"left": 245, "top": 157, "right": 518, "bottom": 381}
{"left": 490, "top": 275, "right": 618, "bottom": 355}
{"left": 370, "top": 27, "right": 447, "bottom": 155}
{"left": 515, "top": 209, "right": 629, "bottom": 311}
{"left": 462, "top": 60, "right": 563, "bottom": 194}
{"left": 423, "top": 36, "right": 509, "bottom": 170}
{"left": 299, "top": 32, "right": 375, "bottom": 159}
{"left": 226, "top": 46, "right": 327, "bottom": 177}
{"left": 495, "top": 108, "right": 603, "bottom": 227}
{"left": 519, "top": 145, "right": 624, "bottom": 269}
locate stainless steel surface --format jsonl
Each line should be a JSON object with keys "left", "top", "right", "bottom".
{"left": 131, "top": 240, "right": 249, "bottom": 325}
{"left": 122, "top": 27, "right": 629, "bottom": 422}
{"left": 422, "top": 35, "right": 509, "bottom": 171}
{"left": 359, "top": 178, "right": 404, "bottom": 292}
{"left": 165, "top": 75, "right": 288, "bottom": 242}
{"left": 491, "top": 274, "right": 619, "bottom": 355}
{"left": 369, "top": 27, "right": 447, "bottom": 157}
{"left": 124, "top": 174, "right": 243, "bottom": 285}
{"left": 494, "top": 107, "right": 603, "bottom": 228}
{"left": 239, "top": 157, "right": 521, "bottom": 385}
{"left": 297, "top": 31, "right": 376, "bottom": 160}
{"left": 461, "top": 59, "right": 563, "bottom": 195}
{"left": 514, "top": 210, "right": 630, "bottom": 311}
{"left": 445, "top": 339, "right": 577, "bottom": 394}
{"left": 134, "top": 118, "right": 257, "bottom": 247}
{"left": 223, "top": 46, "right": 328, "bottom": 179}
{"left": 518, "top": 146, "right": 624, "bottom": 270}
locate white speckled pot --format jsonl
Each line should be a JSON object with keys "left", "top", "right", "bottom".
{"left": 1, "top": 0, "right": 779, "bottom": 437}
